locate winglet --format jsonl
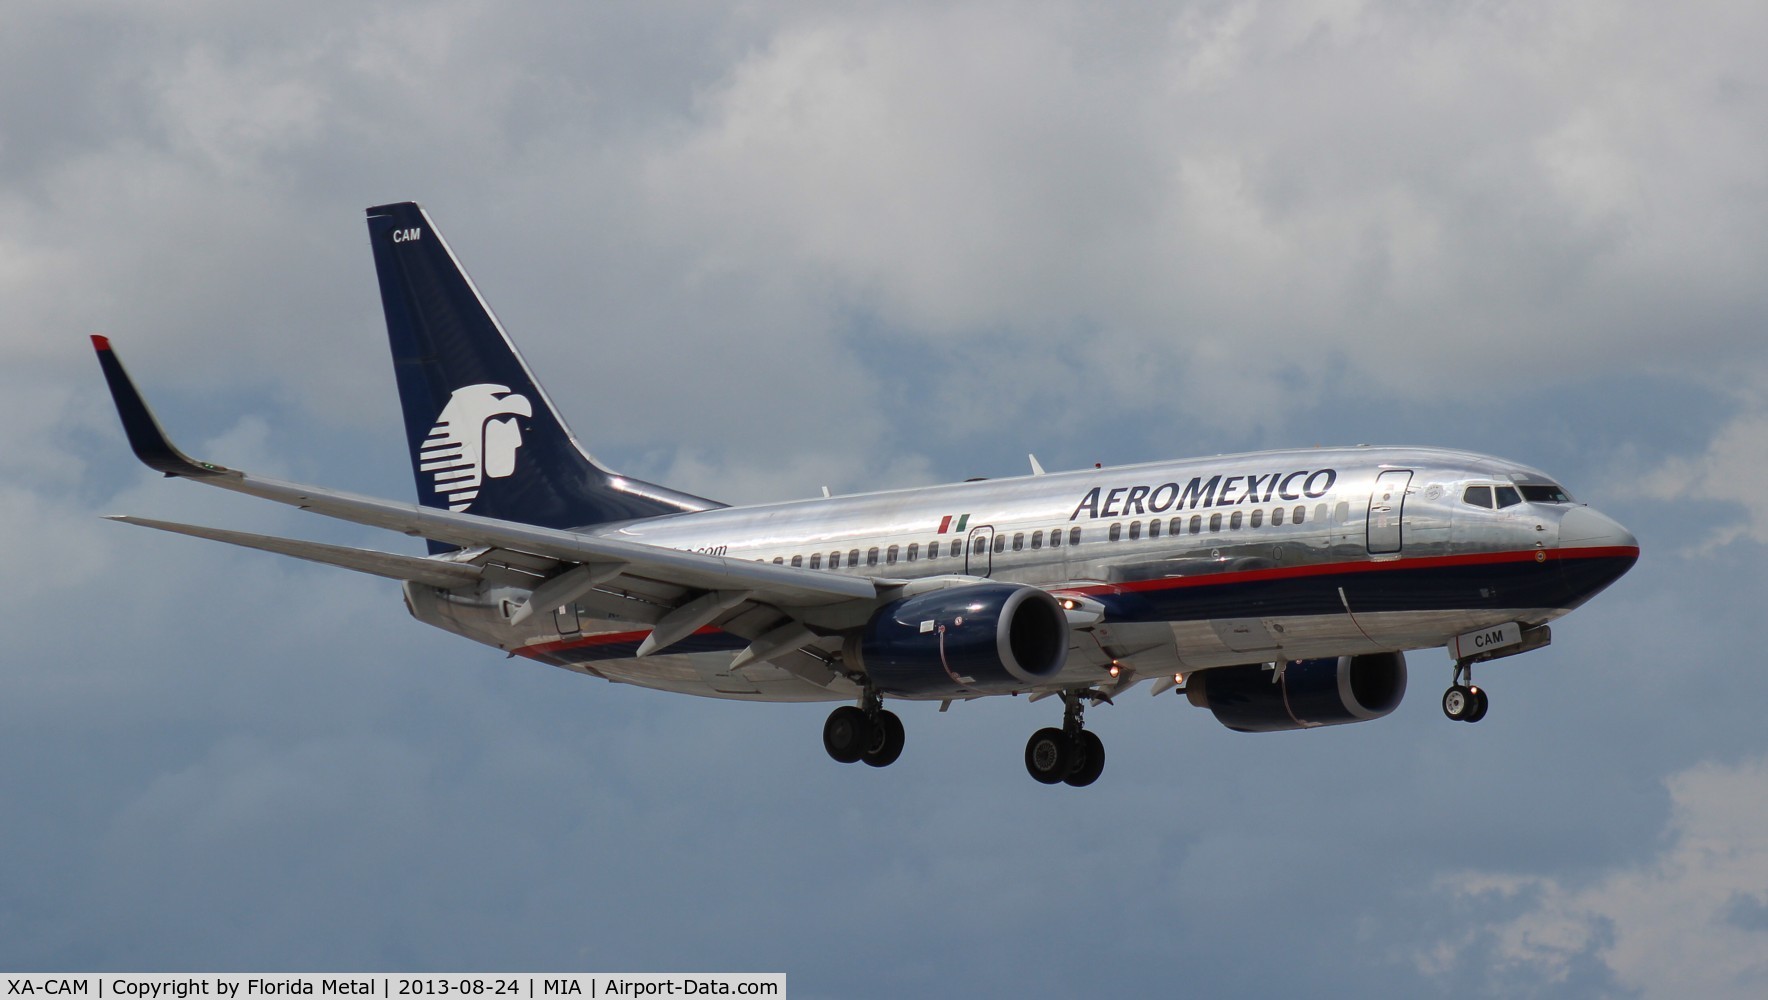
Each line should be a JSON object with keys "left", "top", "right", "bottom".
{"left": 90, "top": 336, "right": 232, "bottom": 478}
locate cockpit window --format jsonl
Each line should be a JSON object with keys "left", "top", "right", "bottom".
{"left": 1463, "top": 486, "right": 1494, "bottom": 509}
{"left": 1520, "top": 484, "right": 1574, "bottom": 503}
{"left": 1494, "top": 485, "right": 1522, "bottom": 509}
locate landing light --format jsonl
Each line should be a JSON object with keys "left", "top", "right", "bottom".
{"left": 1108, "top": 660, "right": 1121, "bottom": 678}
{"left": 1173, "top": 673, "right": 1184, "bottom": 685}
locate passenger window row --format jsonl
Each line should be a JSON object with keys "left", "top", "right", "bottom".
{"left": 760, "top": 501, "right": 1343, "bottom": 568}
{"left": 1105, "top": 504, "right": 1324, "bottom": 540}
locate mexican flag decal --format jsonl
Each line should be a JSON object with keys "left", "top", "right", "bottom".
{"left": 937, "top": 513, "right": 971, "bottom": 534}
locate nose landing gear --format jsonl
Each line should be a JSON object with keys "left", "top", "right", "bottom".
{"left": 1442, "top": 661, "right": 1489, "bottom": 723}
{"left": 1024, "top": 690, "right": 1107, "bottom": 787}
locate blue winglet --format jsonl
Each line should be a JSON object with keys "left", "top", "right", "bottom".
{"left": 90, "top": 335, "right": 230, "bottom": 478}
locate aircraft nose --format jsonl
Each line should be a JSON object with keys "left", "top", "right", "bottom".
{"left": 1560, "top": 506, "right": 1639, "bottom": 552}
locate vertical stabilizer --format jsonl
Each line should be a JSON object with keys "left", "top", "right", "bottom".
{"left": 365, "top": 202, "right": 720, "bottom": 551}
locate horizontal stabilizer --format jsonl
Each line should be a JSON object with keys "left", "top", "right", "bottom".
{"left": 107, "top": 516, "right": 482, "bottom": 589}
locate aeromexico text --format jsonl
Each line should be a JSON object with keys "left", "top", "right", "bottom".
{"left": 1069, "top": 469, "right": 1339, "bottom": 521}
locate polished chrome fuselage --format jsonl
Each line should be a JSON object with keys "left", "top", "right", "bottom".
{"left": 406, "top": 445, "right": 1638, "bottom": 702}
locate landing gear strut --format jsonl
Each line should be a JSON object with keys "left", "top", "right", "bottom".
{"left": 1442, "top": 661, "right": 1489, "bottom": 723}
{"left": 1024, "top": 690, "right": 1106, "bottom": 787}
{"left": 822, "top": 688, "right": 905, "bottom": 767}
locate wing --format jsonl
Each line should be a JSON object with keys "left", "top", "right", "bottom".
{"left": 93, "top": 337, "right": 886, "bottom": 667}
{"left": 107, "top": 515, "right": 483, "bottom": 589}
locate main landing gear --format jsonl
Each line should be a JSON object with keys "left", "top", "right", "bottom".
{"left": 1442, "top": 660, "right": 1489, "bottom": 723}
{"left": 822, "top": 689, "right": 905, "bottom": 768}
{"left": 1024, "top": 690, "right": 1106, "bottom": 787}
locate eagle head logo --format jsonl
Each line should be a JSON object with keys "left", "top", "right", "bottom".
{"left": 419, "top": 384, "right": 534, "bottom": 511}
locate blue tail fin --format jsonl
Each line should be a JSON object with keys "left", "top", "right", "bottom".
{"left": 366, "top": 202, "right": 721, "bottom": 550}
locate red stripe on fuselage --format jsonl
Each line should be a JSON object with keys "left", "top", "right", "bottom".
{"left": 520, "top": 623, "right": 724, "bottom": 658}
{"left": 515, "top": 546, "right": 1638, "bottom": 659}
{"left": 1058, "top": 545, "right": 1640, "bottom": 598}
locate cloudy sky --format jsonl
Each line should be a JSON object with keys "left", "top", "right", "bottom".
{"left": 4, "top": 1, "right": 1767, "bottom": 995}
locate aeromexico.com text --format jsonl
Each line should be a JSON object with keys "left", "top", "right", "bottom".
{"left": 1069, "top": 469, "right": 1339, "bottom": 521}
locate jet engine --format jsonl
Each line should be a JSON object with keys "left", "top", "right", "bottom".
{"left": 844, "top": 582, "right": 1069, "bottom": 696}
{"left": 1186, "top": 652, "right": 1407, "bottom": 733}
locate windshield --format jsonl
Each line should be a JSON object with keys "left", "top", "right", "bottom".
{"left": 1519, "top": 483, "right": 1574, "bottom": 503}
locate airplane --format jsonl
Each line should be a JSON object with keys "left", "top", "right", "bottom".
{"left": 91, "top": 201, "right": 1640, "bottom": 787}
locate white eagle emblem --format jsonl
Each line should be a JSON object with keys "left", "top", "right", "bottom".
{"left": 420, "top": 384, "right": 534, "bottom": 511}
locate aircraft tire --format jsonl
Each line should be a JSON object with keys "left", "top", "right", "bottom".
{"left": 1063, "top": 730, "right": 1106, "bottom": 787}
{"left": 823, "top": 706, "right": 873, "bottom": 764}
{"left": 1025, "top": 727, "right": 1071, "bottom": 784}
{"left": 862, "top": 710, "right": 906, "bottom": 768}
{"left": 1464, "top": 687, "right": 1489, "bottom": 724}
{"left": 1442, "top": 685, "right": 1470, "bottom": 721}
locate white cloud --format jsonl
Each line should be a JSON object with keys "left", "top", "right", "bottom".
{"left": 1428, "top": 755, "right": 1768, "bottom": 998}
{"left": 1642, "top": 405, "right": 1768, "bottom": 549}
{"left": 631, "top": 0, "right": 1768, "bottom": 433}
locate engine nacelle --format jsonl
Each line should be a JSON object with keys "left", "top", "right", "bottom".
{"left": 844, "top": 582, "right": 1069, "bottom": 696}
{"left": 1186, "top": 652, "right": 1407, "bottom": 733}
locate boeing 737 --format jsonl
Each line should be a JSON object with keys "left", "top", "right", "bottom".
{"left": 92, "top": 201, "right": 1640, "bottom": 787}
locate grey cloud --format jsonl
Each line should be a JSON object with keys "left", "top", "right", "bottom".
{"left": 3, "top": 2, "right": 1765, "bottom": 997}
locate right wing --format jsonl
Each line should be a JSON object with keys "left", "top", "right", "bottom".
{"left": 107, "top": 515, "right": 482, "bottom": 589}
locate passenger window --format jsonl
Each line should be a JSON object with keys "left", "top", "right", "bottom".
{"left": 849, "top": 548, "right": 861, "bottom": 567}
{"left": 1069, "top": 527, "right": 1082, "bottom": 546}
{"left": 1109, "top": 523, "right": 1122, "bottom": 542}
{"left": 1495, "top": 486, "right": 1522, "bottom": 509}
{"left": 1463, "top": 486, "right": 1494, "bottom": 509}
{"left": 907, "top": 542, "right": 919, "bottom": 561}
{"left": 829, "top": 551, "right": 842, "bottom": 569}
{"left": 790, "top": 555, "right": 803, "bottom": 568}
{"left": 1049, "top": 529, "right": 1061, "bottom": 548}
{"left": 1010, "top": 533, "right": 1022, "bottom": 551}
{"left": 809, "top": 553, "right": 821, "bottom": 569}
{"left": 1250, "top": 509, "right": 1263, "bottom": 528}
{"left": 1149, "top": 518, "right": 1161, "bottom": 538}
{"left": 994, "top": 534, "right": 1007, "bottom": 553}
{"left": 973, "top": 537, "right": 987, "bottom": 556}
{"left": 772, "top": 557, "right": 784, "bottom": 565}
{"left": 950, "top": 540, "right": 962, "bottom": 558}
{"left": 1272, "top": 507, "right": 1284, "bottom": 527}
{"left": 1294, "top": 506, "right": 1305, "bottom": 525}
{"left": 1190, "top": 515, "right": 1202, "bottom": 534}
{"left": 1030, "top": 530, "right": 1042, "bottom": 550}
{"left": 886, "top": 544, "right": 899, "bottom": 564}
{"left": 1129, "top": 521, "right": 1142, "bottom": 540}
{"left": 1209, "top": 513, "right": 1222, "bottom": 532}
{"left": 1315, "top": 504, "right": 1328, "bottom": 525}
{"left": 866, "top": 547, "right": 879, "bottom": 567}
{"left": 1230, "top": 511, "right": 1243, "bottom": 530}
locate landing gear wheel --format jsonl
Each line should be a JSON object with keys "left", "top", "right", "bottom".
{"left": 823, "top": 705, "right": 873, "bottom": 764}
{"left": 1063, "top": 730, "right": 1106, "bottom": 787}
{"left": 1024, "top": 727, "right": 1072, "bottom": 784}
{"left": 1464, "top": 687, "right": 1489, "bottom": 724}
{"left": 862, "top": 710, "right": 906, "bottom": 768}
{"left": 1442, "top": 685, "right": 1471, "bottom": 721}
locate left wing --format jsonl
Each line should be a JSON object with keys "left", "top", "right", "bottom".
{"left": 93, "top": 337, "right": 889, "bottom": 666}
